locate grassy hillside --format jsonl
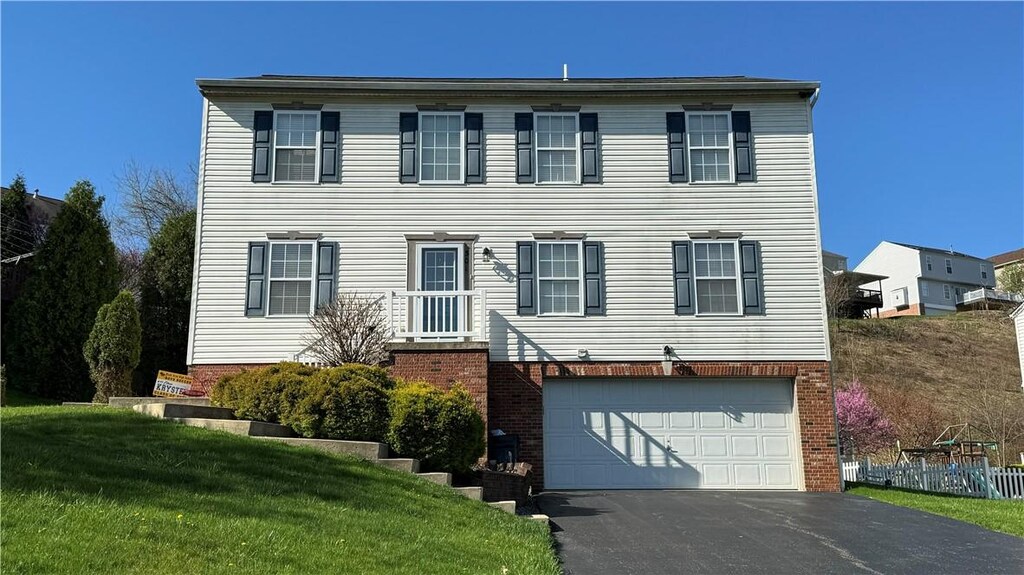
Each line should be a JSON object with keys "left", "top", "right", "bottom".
{"left": 831, "top": 310, "right": 1024, "bottom": 463}
{"left": 0, "top": 406, "right": 559, "bottom": 575}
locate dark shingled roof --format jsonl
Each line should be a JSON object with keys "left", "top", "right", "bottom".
{"left": 889, "top": 241, "right": 984, "bottom": 261}
{"left": 989, "top": 248, "right": 1024, "bottom": 267}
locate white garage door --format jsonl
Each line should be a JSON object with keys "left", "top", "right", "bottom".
{"left": 543, "top": 378, "right": 799, "bottom": 490}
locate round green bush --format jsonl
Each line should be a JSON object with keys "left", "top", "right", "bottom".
{"left": 285, "top": 368, "right": 391, "bottom": 441}
{"left": 387, "top": 381, "right": 485, "bottom": 473}
{"left": 209, "top": 362, "right": 318, "bottom": 423}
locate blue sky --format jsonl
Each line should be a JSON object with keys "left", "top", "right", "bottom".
{"left": 2, "top": 2, "right": 1021, "bottom": 262}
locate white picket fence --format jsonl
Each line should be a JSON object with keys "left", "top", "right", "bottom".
{"left": 843, "top": 458, "right": 1024, "bottom": 500}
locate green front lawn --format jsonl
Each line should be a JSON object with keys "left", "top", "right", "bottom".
{"left": 848, "top": 485, "right": 1024, "bottom": 538}
{"left": 0, "top": 406, "right": 560, "bottom": 574}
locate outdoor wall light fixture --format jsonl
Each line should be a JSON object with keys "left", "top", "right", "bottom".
{"left": 482, "top": 247, "right": 493, "bottom": 261}
{"left": 662, "top": 345, "right": 675, "bottom": 376}
{"left": 577, "top": 348, "right": 589, "bottom": 360}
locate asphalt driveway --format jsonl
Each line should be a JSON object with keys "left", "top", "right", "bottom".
{"left": 536, "top": 491, "right": 1024, "bottom": 575}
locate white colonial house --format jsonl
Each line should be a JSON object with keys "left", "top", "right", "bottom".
{"left": 187, "top": 75, "right": 838, "bottom": 492}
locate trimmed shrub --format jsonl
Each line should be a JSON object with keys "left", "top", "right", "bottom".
{"left": 387, "top": 381, "right": 485, "bottom": 473}
{"left": 285, "top": 367, "right": 392, "bottom": 441}
{"left": 83, "top": 291, "right": 142, "bottom": 403}
{"left": 331, "top": 364, "right": 395, "bottom": 391}
{"left": 209, "top": 362, "right": 317, "bottom": 423}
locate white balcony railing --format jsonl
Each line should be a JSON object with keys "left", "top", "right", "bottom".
{"left": 389, "top": 289, "right": 487, "bottom": 341}
{"left": 957, "top": 288, "right": 1024, "bottom": 306}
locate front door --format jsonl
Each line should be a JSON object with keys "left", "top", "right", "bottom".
{"left": 418, "top": 246, "right": 463, "bottom": 337}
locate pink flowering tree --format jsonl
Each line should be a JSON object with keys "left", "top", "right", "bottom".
{"left": 835, "top": 380, "right": 896, "bottom": 458}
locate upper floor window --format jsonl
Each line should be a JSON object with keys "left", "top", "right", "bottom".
{"left": 268, "top": 242, "right": 315, "bottom": 315}
{"left": 537, "top": 241, "right": 583, "bottom": 315}
{"left": 981, "top": 264, "right": 988, "bottom": 280}
{"left": 536, "top": 114, "right": 579, "bottom": 184}
{"left": 694, "top": 241, "right": 741, "bottom": 314}
{"left": 945, "top": 258, "right": 953, "bottom": 274}
{"left": 925, "top": 255, "right": 933, "bottom": 271}
{"left": 273, "top": 112, "right": 319, "bottom": 183}
{"left": 686, "top": 112, "right": 733, "bottom": 183}
{"left": 419, "top": 113, "right": 463, "bottom": 183}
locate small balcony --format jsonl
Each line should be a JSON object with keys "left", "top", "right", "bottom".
{"left": 956, "top": 288, "right": 1024, "bottom": 308}
{"left": 849, "top": 287, "right": 883, "bottom": 308}
{"left": 388, "top": 289, "right": 488, "bottom": 341}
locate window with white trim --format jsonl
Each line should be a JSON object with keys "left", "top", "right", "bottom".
{"left": 686, "top": 112, "right": 733, "bottom": 183}
{"left": 943, "top": 284, "right": 951, "bottom": 300}
{"left": 536, "top": 114, "right": 579, "bottom": 183}
{"left": 925, "top": 255, "right": 933, "bottom": 271}
{"left": 693, "top": 241, "right": 741, "bottom": 314}
{"left": 273, "top": 112, "right": 319, "bottom": 182}
{"left": 419, "top": 113, "right": 463, "bottom": 183}
{"left": 921, "top": 282, "right": 929, "bottom": 297}
{"left": 268, "top": 242, "right": 315, "bottom": 315}
{"left": 537, "top": 242, "right": 582, "bottom": 315}
{"left": 981, "top": 263, "right": 988, "bottom": 280}
{"left": 945, "top": 258, "right": 953, "bottom": 274}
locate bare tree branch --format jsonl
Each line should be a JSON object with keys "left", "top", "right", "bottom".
{"left": 301, "top": 292, "right": 390, "bottom": 366}
{"left": 112, "top": 160, "right": 196, "bottom": 248}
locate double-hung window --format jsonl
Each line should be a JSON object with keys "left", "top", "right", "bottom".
{"left": 420, "top": 113, "right": 463, "bottom": 183}
{"left": 945, "top": 258, "right": 953, "bottom": 274}
{"left": 273, "top": 112, "right": 319, "bottom": 183}
{"left": 537, "top": 242, "right": 583, "bottom": 315}
{"left": 686, "top": 112, "right": 733, "bottom": 183}
{"left": 980, "top": 264, "right": 988, "bottom": 280}
{"left": 693, "top": 241, "right": 742, "bottom": 314}
{"left": 268, "top": 242, "right": 315, "bottom": 315}
{"left": 943, "top": 284, "right": 952, "bottom": 300}
{"left": 925, "top": 255, "right": 933, "bottom": 271}
{"left": 536, "top": 114, "right": 579, "bottom": 184}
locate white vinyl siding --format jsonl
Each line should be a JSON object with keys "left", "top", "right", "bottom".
{"left": 273, "top": 112, "right": 319, "bottom": 183}
{"left": 535, "top": 114, "right": 579, "bottom": 184}
{"left": 537, "top": 242, "right": 583, "bottom": 316}
{"left": 419, "top": 113, "right": 463, "bottom": 183}
{"left": 686, "top": 112, "right": 733, "bottom": 183}
{"left": 268, "top": 242, "right": 315, "bottom": 316}
{"left": 189, "top": 97, "right": 828, "bottom": 364}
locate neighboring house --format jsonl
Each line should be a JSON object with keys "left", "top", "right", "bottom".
{"left": 822, "top": 249, "right": 884, "bottom": 318}
{"left": 853, "top": 241, "right": 1019, "bottom": 317}
{"left": 0, "top": 188, "right": 64, "bottom": 313}
{"left": 1013, "top": 304, "right": 1024, "bottom": 390}
{"left": 188, "top": 74, "right": 838, "bottom": 492}
{"left": 989, "top": 248, "right": 1024, "bottom": 291}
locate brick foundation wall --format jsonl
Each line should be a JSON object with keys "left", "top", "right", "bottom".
{"left": 188, "top": 364, "right": 270, "bottom": 395}
{"left": 387, "top": 347, "right": 490, "bottom": 426}
{"left": 878, "top": 303, "right": 924, "bottom": 318}
{"left": 488, "top": 361, "right": 840, "bottom": 492}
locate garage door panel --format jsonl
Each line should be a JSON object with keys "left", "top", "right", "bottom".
{"left": 543, "top": 378, "right": 798, "bottom": 490}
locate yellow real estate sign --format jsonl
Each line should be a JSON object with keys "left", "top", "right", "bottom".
{"left": 153, "top": 370, "right": 194, "bottom": 398}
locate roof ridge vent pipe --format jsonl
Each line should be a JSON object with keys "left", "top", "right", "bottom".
{"left": 562, "top": 64, "right": 569, "bottom": 82}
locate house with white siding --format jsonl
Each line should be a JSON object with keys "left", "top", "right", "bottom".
{"left": 187, "top": 75, "right": 838, "bottom": 492}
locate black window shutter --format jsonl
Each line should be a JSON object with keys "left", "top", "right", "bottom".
{"left": 515, "top": 113, "right": 534, "bottom": 184}
{"left": 732, "top": 111, "right": 754, "bottom": 182}
{"left": 580, "top": 113, "right": 600, "bottom": 183}
{"left": 583, "top": 241, "right": 605, "bottom": 315}
{"left": 245, "top": 242, "right": 269, "bottom": 316}
{"left": 252, "top": 111, "right": 273, "bottom": 183}
{"left": 465, "top": 113, "right": 484, "bottom": 183}
{"left": 740, "top": 241, "right": 764, "bottom": 314}
{"left": 316, "top": 242, "right": 338, "bottom": 309}
{"left": 667, "top": 112, "right": 687, "bottom": 183}
{"left": 399, "top": 112, "right": 418, "bottom": 183}
{"left": 672, "top": 241, "right": 694, "bottom": 315}
{"left": 516, "top": 241, "right": 536, "bottom": 315}
{"left": 320, "top": 112, "right": 340, "bottom": 183}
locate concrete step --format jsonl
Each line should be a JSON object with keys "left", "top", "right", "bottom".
{"left": 376, "top": 458, "right": 420, "bottom": 473}
{"left": 260, "top": 437, "right": 388, "bottom": 460}
{"left": 171, "top": 418, "right": 294, "bottom": 438}
{"left": 109, "top": 396, "right": 211, "bottom": 408}
{"left": 529, "top": 514, "right": 550, "bottom": 526}
{"left": 487, "top": 500, "right": 516, "bottom": 514}
{"left": 133, "top": 403, "right": 235, "bottom": 420}
{"left": 61, "top": 402, "right": 108, "bottom": 407}
{"left": 416, "top": 472, "right": 452, "bottom": 486}
{"left": 453, "top": 486, "right": 483, "bottom": 501}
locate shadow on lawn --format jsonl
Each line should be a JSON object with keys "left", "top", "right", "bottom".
{"left": 1, "top": 408, "right": 450, "bottom": 522}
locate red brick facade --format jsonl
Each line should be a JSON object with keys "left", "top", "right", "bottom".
{"left": 188, "top": 363, "right": 269, "bottom": 395}
{"left": 190, "top": 357, "right": 840, "bottom": 492}
{"left": 878, "top": 303, "right": 924, "bottom": 318}
{"left": 488, "top": 360, "right": 840, "bottom": 492}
